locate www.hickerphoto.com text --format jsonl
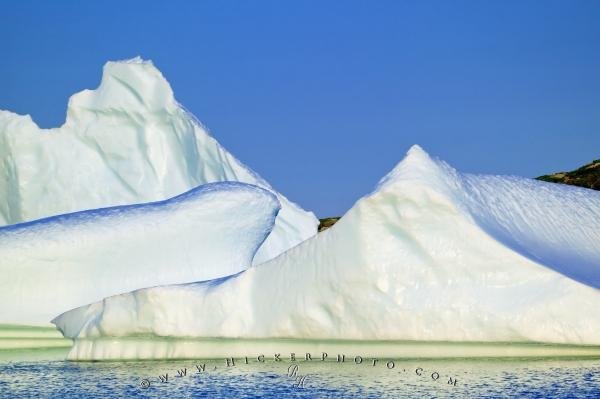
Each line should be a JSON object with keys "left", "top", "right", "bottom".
{"left": 138, "top": 352, "right": 459, "bottom": 390}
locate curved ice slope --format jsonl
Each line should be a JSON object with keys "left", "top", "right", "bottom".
{"left": 53, "top": 146, "right": 600, "bottom": 360}
{"left": 377, "top": 147, "right": 600, "bottom": 288}
{"left": 0, "top": 182, "right": 280, "bottom": 326}
{"left": 461, "top": 175, "right": 600, "bottom": 288}
{"left": 0, "top": 57, "right": 317, "bottom": 264}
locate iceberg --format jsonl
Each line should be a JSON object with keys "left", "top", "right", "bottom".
{"left": 53, "top": 146, "right": 600, "bottom": 360}
{"left": 0, "top": 57, "right": 317, "bottom": 264}
{"left": 0, "top": 182, "right": 279, "bottom": 327}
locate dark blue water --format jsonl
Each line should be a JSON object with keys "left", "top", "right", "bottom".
{"left": 0, "top": 351, "right": 599, "bottom": 398}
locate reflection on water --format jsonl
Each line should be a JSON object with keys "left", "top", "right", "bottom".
{"left": 0, "top": 350, "right": 599, "bottom": 398}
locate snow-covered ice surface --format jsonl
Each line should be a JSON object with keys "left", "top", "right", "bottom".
{"left": 53, "top": 146, "right": 600, "bottom": 360}
{"left": 0, "top": 182, "right": 280, "bottom": 326}
{"left": 0, "top": 57, "right": 317, "bottom": 264}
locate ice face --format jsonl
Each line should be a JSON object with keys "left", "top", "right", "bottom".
{"left": 379, "top": 145, "right": 600, "bottom": 288}
{"left": 0, "top": 57, "right": 317, "bottom": 264}
{"left": 0, "top": 182, "right": 280, "bottom": 326}
{"left": 53, "top": 146, "right": 600, "bottom": 360}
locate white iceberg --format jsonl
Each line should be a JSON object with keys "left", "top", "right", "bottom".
{"left": 53, "top": 146, "right": 600, "bottom": 360}
{"left": 0, "top": 182, "right": 279, "bottom": 326}
{"left": 0, "top": 57, "right": 317, "bottom": 264}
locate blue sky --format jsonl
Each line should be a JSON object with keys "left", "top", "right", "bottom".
{"left": 1, "top": 0, "right": 599, "bottom": 216}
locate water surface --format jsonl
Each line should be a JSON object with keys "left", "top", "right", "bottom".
{"left": 0, "top": 348, "right": 598, "bottom": 398}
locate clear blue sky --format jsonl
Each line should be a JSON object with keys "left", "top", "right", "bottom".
{"left": 2, "top": 1, "right": 599, "bottom": 216}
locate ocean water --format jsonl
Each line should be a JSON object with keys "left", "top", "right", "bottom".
{"left": 0, "top": 349, "right": 599, "bottom": 398}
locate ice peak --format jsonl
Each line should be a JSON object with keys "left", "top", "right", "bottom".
{"left": 403, "top": 144, "right": 433, "bottom": 166}
{"left": 67, "top": 57, "right": 176, "bottom": 117}
{"left": 102, "top": 56, "right": 155, "bottom": 73}
{"left": 375, "top": 144, "right": 442, "bottom": 189}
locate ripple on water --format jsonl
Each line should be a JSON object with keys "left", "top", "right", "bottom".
{"left": 0, "top": 356, "right": 599, "bottom": 398}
